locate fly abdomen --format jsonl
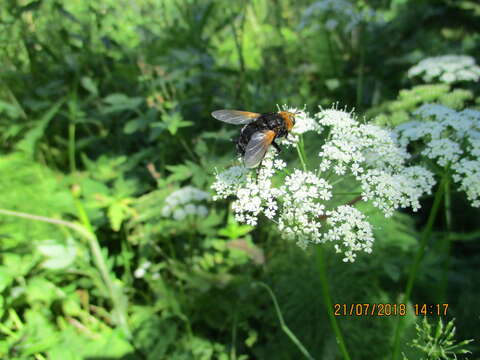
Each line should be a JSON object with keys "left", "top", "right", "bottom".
{"left": 236, "top": 124, "right": 259, "bottom": 155}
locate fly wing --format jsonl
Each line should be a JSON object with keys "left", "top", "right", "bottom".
{"left": 211, "top": 110, "right": 260, "bottom": 125}
{"left": 244, "top": 130, "right": 275, "bottom": 168}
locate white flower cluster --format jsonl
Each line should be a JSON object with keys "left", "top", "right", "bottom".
{"left": 396, "top": 104, "right": 480, "bottom": 207}
{"left": 213, "top": 152, "right": 286, "bottom": 226}
{"left": 359, "top": 167, "right": 435, "bottom": 217}
{"left": 324, "top": 206, "right": 374, "bottom": 263}
{"left": 278, "top": 169, "right": 332, "bottom": 249}
{"left": 212, "top": 106, "right": 435, "bottom": 262}
{"left": 316, "top": 107, "right": 435, "bottom": 217}
{"left": 162, "top": 186, "right": 210, "bottom": 220}
{"left": 300, "top": 0, "right": 376, "bottom": 34}
{"left": 278, "top": 105, "right": 321, "bottom": 146}
{"left": 407, "top": 55, "right": 480, "bottom": 84}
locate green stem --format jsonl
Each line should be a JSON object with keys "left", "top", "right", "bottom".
{"left": 256, "top": 282, "right": 314, "bottom": 360}
{"left": 0, "top": 207, "right": 130, "bottom": 337}
{"left": 316, "top": 246, "right": 352, "bottom": 360}
{"left": 68, "top": 123, "right": 76, "bottom": 173}
{"left": 440, "top": 175, "right": 452, "bottom": 302}
{"left": 230, "top": 310, "right": 238, "bottom": 360}
{"left": 296, "top": 135, "right": 308, "bottom": 171}
{"left": 179, "top": 136, "right": 199, "bottom": 163}
{"left": 324, "top": 24, "right": 340, "bottom": 78}
{"left": 296, "top": 134, "right": 350, "bottom": 360}
{"left": 72, "top": 196, "right": 130, "bottom": 337}
{"left": 356, "top": 26, "right": 365, "bottom": 110}
{"left": 391, "top": 175, "right": 447, "bottom": 360}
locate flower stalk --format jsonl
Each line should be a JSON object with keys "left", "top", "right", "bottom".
{"left": 440, "top": 174, "right": 452, "bottom": 302}
{"left": 316, "top": 246, "right": 352, "bottom": 360}
{"left": 391, "top": 175, "right": 447, "bottom": 360}
{"left": 297, "top": 137, "right": 351, "bottom": 360}
{"left": 256, "top": 282, "right": 315, "bottom": 360}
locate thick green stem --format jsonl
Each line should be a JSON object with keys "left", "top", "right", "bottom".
{"left": 440, "top": 176, "right": 452, "bottom": 302}
{"left": 316, "top": 246, "right": 352, "bottom": 360}
{"left": 296, "top": 134, "right": 350, "bottom": 359}
{"left": 256, "top": 282, "right": 314, "bottom": 360}
{"left": 391, "top": 176, "right": 447, "bottom": 360}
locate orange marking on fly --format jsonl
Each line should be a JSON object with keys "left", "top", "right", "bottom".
{"left": 278, "top": 111, "right": 296, "bottom": 131}
{"left": 238, "top": 111, "right": 261, "bottom": 118}
{"left": 263, "top": 130, "right": 276, "bottom": 145}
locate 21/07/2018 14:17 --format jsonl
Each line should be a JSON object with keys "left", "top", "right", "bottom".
{"left": 333, "top": 303, "right": 449, "bottom": 316}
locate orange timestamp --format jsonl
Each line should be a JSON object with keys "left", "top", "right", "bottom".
{"left": 334, "top": 303, "right": 407, "bottom": 316}
{"left": 333, "top": 303, "right": 449, "bottom": 317}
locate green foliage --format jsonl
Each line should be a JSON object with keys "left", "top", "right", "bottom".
{"left": 0, "top": 0, "right": 479, "bottom": 359}
{"left": 370, "top": 84, "right": 475, "bottom": 127}
{"left": 404, "top": 317, "right": 473, "bottom": 360}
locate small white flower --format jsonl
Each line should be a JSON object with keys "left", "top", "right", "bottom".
{"left": 422, "top": 139, "right": 462, "bottom": 167}
{"left": 162, "top": 186, "right": 210, "bottom": 219}
{"left": 359, "top": 167, "right": 435, "bottom": 217}
{"left": 278, "top": 105, "right": 321, "bottom": 146}
{"left": 211, "top": 166, "right": 248, "bottom": 200}
{"left": 408, "top": 55, "right": 480, "bottom": 84}
{"left": 134, "top": 261, "right": 151, "bottom": 278}
{"left": 134, "top": 268, "right": 146, "bottom": 278}
{"left": 452, "top": 160, "right": 480, "bottom": 207}
{"left": 321, "top": 205, "right": 374, "bottom": 262}
{"left": 300, "top": 0, "right": 375, "bottom": 35}
{"left": 396, "top": 104, "right": 480, "bottom": 207}
{"left": 211, "top": 105, "right": 436, "bottom": 261}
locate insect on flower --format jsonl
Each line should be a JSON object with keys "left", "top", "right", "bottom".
{"left": 211, "top": 110, "right": 296, "bottom": 168}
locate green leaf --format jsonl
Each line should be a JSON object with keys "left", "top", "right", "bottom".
{"left": 102, "top": 93, "right": 143, "bottom": 113}
{"left": 165, "top": 164, "right": 193, "bottom": 183}
{"left": 124, "top": 117, "right": 149, "bottom": 134}
{"left": 0, "top": 100, "right": 22, "bottom": 119}
{"left": 15, "top": 100, "right": 65, "bottom": 157}
{"left": 132, "top": 315, "right": 177, "bottom": 359}
{"left": 47, "top": 328, "right": 133, "bottom": 359}
{"left": 80, "top": 76, "right": 98, "bottom": 96}
{"left": 36, "top": 238, "right": 77, "bottom": 270}
{"left": 158, "top": 112, "right": 193, "bottom": 135}
{"left": 108, "top": 202, "right": 126, "bottom": 231}
{"left": 0, "top": 267, "right": 13, "bottom": 292}
{"left": 218, "top": 213, "right": 253, "bottom": 239}
{"left": 26, "top": 278, "right": 63, "bottom": 305}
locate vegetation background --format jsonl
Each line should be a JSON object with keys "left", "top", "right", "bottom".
{"left": 0, "top": 0, "right": 479, "bottom": 359}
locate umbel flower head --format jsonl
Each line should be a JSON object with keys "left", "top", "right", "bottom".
{"left": 162, "top": 186, "right": 210, "bottom": 220}
{"left": 395, "top": 104, "right": 480, "bottom": 207}
{"left": 212, "top": 106, "right": 435, "bottom": 262}
{"left": 299, "top": 0, "right": 377, "bottom": 34}
{"left": 407, "top": 55, "right": 480, "bottom": 84}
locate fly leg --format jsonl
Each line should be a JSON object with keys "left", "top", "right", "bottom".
{"left": 272, "top": 141, "right": 282, "bottom": 154}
